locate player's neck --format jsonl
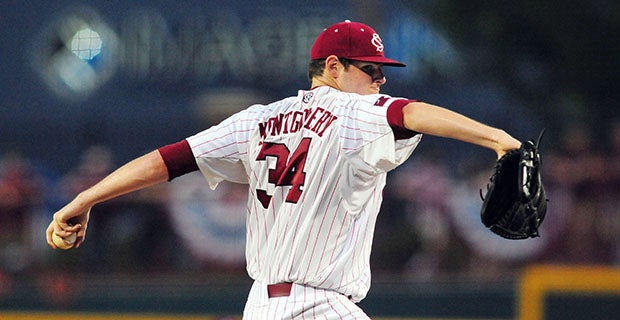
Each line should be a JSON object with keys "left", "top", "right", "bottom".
{"left": 310, "top": 76, "right": 342, "bottom": 91}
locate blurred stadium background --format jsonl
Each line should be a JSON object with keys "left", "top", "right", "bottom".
{"left": 1, "top": 1, "right": 619, "bottom": 319}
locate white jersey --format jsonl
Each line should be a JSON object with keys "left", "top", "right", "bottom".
{"left": 187, "top": 86, "right": 421, "bottom": 302}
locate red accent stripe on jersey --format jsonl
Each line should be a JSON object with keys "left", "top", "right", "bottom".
{"left": 314, "top": 197, "right": 344, "bottom": 275}
{"left": 340, "top": 124, "right": 383, "bottom": 137}
{"left": 302, "top": 172, "right": 342, "bottom": 282}
{"left": 195, "top": 140, "right": 239, "bottom": 158}
{"left": 311, "top": 146, "right": 341, "bottom": 273}
{"left": 193, "top": 128, "right": 253, "bottom": 158}
{"left": 340, "top": 114, "right": 386, "bottom": 133}
{"left": 158, "top": 139, "right": 199, "bottom": 181}
{"left": 191, "top": 121, "right": 250, "bottom": 146}
{"left": 192, "top": 128, "right": 237, "bottom": 148}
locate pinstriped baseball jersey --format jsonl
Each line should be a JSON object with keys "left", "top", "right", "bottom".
{"left": 187, "top": 86, "right": 421, "bottom": 302}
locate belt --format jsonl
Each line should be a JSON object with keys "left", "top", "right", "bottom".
{"left": 267, "top": 283, "right": 293, "bottom": 298}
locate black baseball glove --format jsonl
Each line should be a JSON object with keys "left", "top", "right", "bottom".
{"left": 480, "top": 130, "right": 548, "bottom": 239}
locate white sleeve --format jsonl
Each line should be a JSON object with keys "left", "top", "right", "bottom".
{"left": 340, "top": 95, "right": 421, "bottom": 173}
{"left": 186, "top": 108, "right": 258, "bottom": 189}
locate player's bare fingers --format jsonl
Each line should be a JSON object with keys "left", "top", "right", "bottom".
{"left": 63, "top": 223, "right": 81, "bottom": 233}
{"left": 46, "top": 222, "right": 58, "bottom": 249}
{"left": 74, "top": 236, "right": 84, "bottom": 248}
{"left": 74, "top": 226, "right": 87, "bottom": 248}
{"left": 51, "top": 214, "right": 79, "bottom": 234}
{"left": 52, "top": 212, "right": 70, "bottom": 229}
{"left": 52, "top": 222, "right": 71, "bottom": 238}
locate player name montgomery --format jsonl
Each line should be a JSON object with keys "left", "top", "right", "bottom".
{"left": 258, "top": 107, "right": 338, "bottom": 139}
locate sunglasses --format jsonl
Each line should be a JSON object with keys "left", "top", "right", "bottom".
{"left": 348, "top": 61, "right": 385, "bottom": 81}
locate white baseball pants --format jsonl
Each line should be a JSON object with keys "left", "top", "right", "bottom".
{"left": 242, "top": 281, "right": 371, "bottom": 319}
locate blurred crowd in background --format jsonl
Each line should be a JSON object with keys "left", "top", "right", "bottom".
{"left": 1, "top": 118, "right": 618, "bottom": 284}
{"left": 1, "top": 4, "right": 619, "bottom": 303}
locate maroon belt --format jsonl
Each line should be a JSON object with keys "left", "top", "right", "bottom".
{"left": 267, "top": 283, "right": 293, "bottom": 298}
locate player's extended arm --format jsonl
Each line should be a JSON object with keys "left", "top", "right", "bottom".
{"left": 46, "top": 150, "right": 169, "bottom": 249}
{"left": 402, "top": 102, "right": 521, "bottom": 158}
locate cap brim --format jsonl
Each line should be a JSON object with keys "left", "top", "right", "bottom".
{"left": 349, "top": 56, "right": 406, "bottom": 67}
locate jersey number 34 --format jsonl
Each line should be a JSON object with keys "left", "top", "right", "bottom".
{"left": 255, "top": 138, "right": 311, "bottom": 209}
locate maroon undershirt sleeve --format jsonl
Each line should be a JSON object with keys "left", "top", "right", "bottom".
{"left": 157, "top": 139, "right": 199, "bottom": 181}
{"left": 386, "top": 99, "right": 419, "bottom": 140}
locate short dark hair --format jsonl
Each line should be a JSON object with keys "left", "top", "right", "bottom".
{"left": 307, "top": 58, "right": 352, "bottom": 82}
{"left": 307, "top": 59, "right": 325, "bottom": 82}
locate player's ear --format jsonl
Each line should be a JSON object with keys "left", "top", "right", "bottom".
{"left": 324, "top": 55, "right": 341, "bottom": 78}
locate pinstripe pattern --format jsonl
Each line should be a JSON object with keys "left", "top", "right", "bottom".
{"left": 243, "top": 282, "right": 371, "bottom": 319}
{"left": 187, "top": 86, "right": 421, "bottom": 317}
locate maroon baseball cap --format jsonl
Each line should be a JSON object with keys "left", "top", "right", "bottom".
{"left": 310, "top": 20, "right": 406, "bottom": 67}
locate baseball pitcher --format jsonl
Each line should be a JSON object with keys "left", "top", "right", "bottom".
{"left": 47, "top": 20, "right": 530, "bottom": 319}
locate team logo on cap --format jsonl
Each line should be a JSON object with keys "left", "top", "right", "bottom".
{"left": 371, "top": 34, "right": 384, "bottom": 52}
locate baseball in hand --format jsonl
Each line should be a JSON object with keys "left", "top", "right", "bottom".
{"left": 52, "top": 232, "right": 77, "bottom": 250}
